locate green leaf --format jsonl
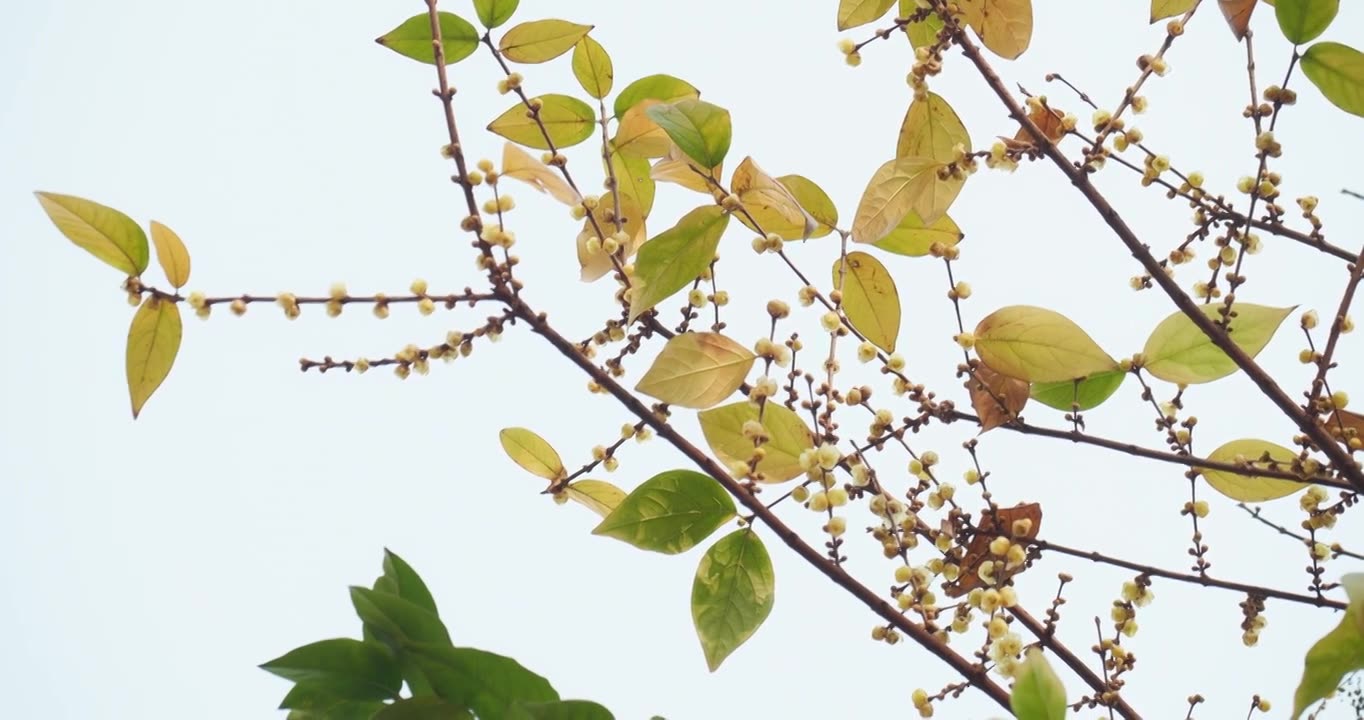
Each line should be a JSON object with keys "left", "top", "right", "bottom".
{"left": 1030, "top": 370, "right": 1126, "bottom": 412}
{"left": 350, "top": 587, "right": 452, "bottom": 649}
{"left": 974, "top": 306, "right": 1117, "bottom": 383}
{"left": 593, "top": 469, "right": 736, "bottom": 554}
{"left": 499, "top": 427, "right": 566, "bottom": 481}
{"left": 571, "top": 36, "right": 613, "bottom": 99}
{"left": 488, "top": 95, "right": 596, "bottom": 150}
{"left": 837, "top": 0, "right": 897, "bottom": 29}
{"left": 1151, "top": 0, "right": 1197, "bottom": 22}
{"left": 698, "top": 402, "right": 817, "bottom": 483}
{"left": 278, "top": 681, "right": 388, "bottom": 716}
{"left": 375, "top": 697, "right": 474, "bottom": 719}
{"left": 628, "top": 206, "right": 730, "bottom": 322}
{"left": 1301, "top": 42, "right": 1364, "bottom": 117}
{"left": 286, "top": 701, "right": 387, "bottom": 720}
{"left": 35, "top": 191, "right": 149, "bottom": 275}
{"left": 563, "top": 480, "right": 627, "bottom": 518}
{"left": 613, "top": 74, "right": 700, "bottom": 119}
{"left": 126, "top": 296, "right": 182, "bottom": 419}
{"left": 691, "top": 529, "right": 775, "bottom": 671}
{"left": 1293, "top": 573, "right": 1364, "bottom": 718}
{"left": 498, "top": 20, "right": 592, "bottom": 64}
{"left": 836, "top": 251, "right": 901, "bottom": 353}
{"left": 473, "top": 0, "right": 519, "bottom": 28}
{"left": 776, "top": 174, "right": 838, "bottom": 238}
{"left": 260, "top": 639, "right": 402, "bottom": 703}
{"left": 851, "top": 156, "right": 964, "bottom": 243}
{"left": 1010, "top": 649, "right": 1067, "bottom": 720}
{"left": 149, "top": 220, "right": 191, "bottom": 288}
{"left": 636, "top": 332, "right": 755, "bottom": 409}
{"left": 376, "top": 12, "right": 479, "bottom": 65}
{"left": 1141, "top": 303, "right": 1293, "bottom": 385}
{"left": 871, "top": 210, "right": 962, "bottom": 256}
{"left": 1276, "top": 0, "right": 1338, "bottom": 43}
{"left": 645, "top": 100, "right": 731, "bottom": 170}
{"left": 896, "top": 91, "right": 971, "bottom": 163}
{"left": 508, "top": 700, "right": 615, "bottom": 720}
{"left": 409, "top": 644, "right": 559, "bottom": 720}
{"left": 380, "top": 549, "right": 439, "bottom": 616}
{"left": 1203, "top": 439, "right": 1309, "bottom": 501}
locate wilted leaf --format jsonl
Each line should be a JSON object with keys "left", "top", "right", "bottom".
{"left": 959, "top": 0, "right": 1033, "bottom": 59}
{"left": 1219, "top": 0, "right": 1258, "bottom": 39}
{"left": 636, "top": 332, "right": 755, "bottom": 409}
{"left": 1275, "top": 0, "right": 1338, "bottom": 44}
{"left": 646, "top": 100, "right": 732, "bottom": 170}
{"left": 260, "top": 639, "right": 402, "bottom": 703}
{"left": 571, "top": 36, "right": 613, "bottom": 99}
{"left": 376, "top": 12, "right": 480, "bottom": 65}
{"left": 564, "top": 480, "right": 627, "bottom": 518}
{"left": 149, "top": 220, "right": 191, "bottom": 288}
{"left": 499, "top": 428, "right": 565, "bottom": 481}
{"left": 836, "top": 252, "right": 901, "bottom": 353}
{"left": 613, "top": 101, "right": 674, "bottom": 159}
{"left": 501, "top": 143, "right": 581, "bottom": 206}
{"left": 488, "top": 95, "right": 596, "bottom": 150}
{"left": 871, "top": 211, "right": 962, "bottom": 256}
{"left": 966, "top": 364, "right": 1029, "bottom": 431}
{"left": 692, "top": 530, "right": 775, "bottom": 671}
{"left": 628, "top": 206, "right": 729, "bottom": 321}
{"left": 851, "top": 157, "right": 964, "bottom": 243}
{"left": 1151, "top": 0, "right": 1197, "bottom": 22}
{"left": 474, "top": 0, "right": 519, "bottom": 28}
{"left": 576, "top": 187, "right": 645, "bottom": 282}
{"left": 1013, "top": 102, "right": 1067, "bottom": 145}
{"left": 498, "top": 19, "right": 591, "bottom": 64}
{"left": 126, "top": 296, "right": 182, "bottom": 418}
{"left": 944, "top": 502, "right": 1041, "bottom": 598}
{"left": 974, "top": 306, "right": 1116, "bottom": 383}
{"left": 698, "top": 402, "right": 817, "bottom": 483}
{"left": 1011, "top": 649, "right": 1067, "bottom": 720}
{"left": 837, "top": 0, "right": 897, "bottom": 30}
{"left": 776, "top": 175, "right": 838, "bottom": 238}
{"left": 1203, "top": 439, "right": 1308, "bottom": 501}
{"left": 408, "top": 644, "right": 558, "bottom": 720}
{"left": 896, "top": 91, "right": 971, "bottom": 163}
{"left": 1141, "top": 304, "right": 1293, "bottom": 385}
{"left": 651, "top": 144, "right": 724, "bottom": 196}
{"left": 35, "top": 191, "right": 149, "bottom": 276}
{"left": 1292, "top": 573, "right": 1364, "bottom": 719}
{"left": 613, "top": 74, "right": 700, "bottom": 119}
{"left": 1325, "top": 408, "right": 1364, "bottom": 447}
{"left": 732, "top": 157, "right": 816, "bottom": 240}
{"left": 1301, "top": 42, "right": 1364, "bottom": 117}
{"left": 1030, "top": 370, "right": 1126, "bottom": 412}
{"left": 593, "top": 469, "right": 736, "bottom": 554}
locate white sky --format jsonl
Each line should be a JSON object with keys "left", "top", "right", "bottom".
{"left": 3, "top": 1, "right": 1363, "bottom": 718}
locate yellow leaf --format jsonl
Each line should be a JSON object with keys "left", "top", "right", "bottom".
{"left": 974, "top": 306, "right": 1117, "bottom": 383}
{"left": 499, "top": 427, "right": 565, "bottom": 481}
{"left": 836, "top": 251, "right": 901, "bottom": 352}
{"left": 564, "top": 480, "right": 626, "bottom": 518}
{"left": 487, "top": 94, "right": 596, "bottom": 150}
{"left": 636, "top": 332, "right": 755, "bottom": 409}
{"left": 698, "top": 402, "right": 816, "bottom": 483}
{"left": 851, "top": 156, "right": 964, "bottom": 244}
{"left": 1142, "top": 303, "right": 1293, "bottom": 385}
{"left": 149, "top": 220, "right": 191, "bottom": 289}
{"left": 651, "top": 143, "right": 724, "bottom": 196}
{"left": 498, "top": 19, "right": 591, "bottom": 64}
{"left": 1219, "top": 0, "right": 1257, "bottom": 39}
{"left": 501, "top": 143, "right": 581, "bottom": 206}
{"left": 776, "top": 175, "right": 838, "bottom": 238}
{"left": 577, "top": 190, "right": 645, "bottom": 282}
{"left": 571, "top": 35, "right": 613, "bottom": 99}
{"left": 613, "top": 100, "right": 673, "bottom": 159}
{"left": 966, "top": 364, "right": 1029, "bottom": 431}
{"left": 1203, "top": 439, "right": 1308, "bottom": 501}
{"left": 732, "top": 157, "right": 817, "bottom": 241}
{"left": 896, "top": 91, "right": 972, "bottom": 162}
{"left": 871, "top": 210, "right": 962, "bottom": 256}
{"left": 1150, "top": 0, "right": 1197, "bottom": 22}
{"left": 959, "top": 0, "right": 1032, "bottom": 59}
{"left": 837, "top": 0, "right": 897, "bottom": 29}
{"left": 35, "top": 191, "right": 150, "bottom": 276}
{"left": 126, "top": 295, "right": 182, "bottom": 418}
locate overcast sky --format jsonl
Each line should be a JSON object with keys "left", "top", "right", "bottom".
{"left": 3, "top": 1, "right": 1363, "bottom": 718}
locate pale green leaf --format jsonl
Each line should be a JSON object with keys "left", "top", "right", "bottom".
{"left": 692, "top": 530, "right": 775, "bottom": 671}
{"left": 851, "top": 156, "right": 964, "bottom": 243}
{"left": 836, "top": 251, "right": 901, "bottom": 353}
{"left": 499, "top": 427, "right": 565, "bottom": 481}
{"left": 871, "top": 210, "right": 962, "bottom": 256}
{"left": 126, "top": 295, "right": 182, "bottom": 418}
{"left": 609, "top": 149, "right": 656, "bottom": 218}
{"left": 1151, "top": 0, "right": 1196, "bottom": 21}
{"left": 1292, "top": 573, "right": 1364, "bottom": 719}
{"left": 613, "top": 74, "right": 699, "bottom": 119}
{"left": 732, "top": 157, "right": 816, "bottom": 241}
{"left": 1301, "top": 42, "right": 1364, "bottom": 117}
{"left": 1203, "top": 439, "right": 1308, "bottom": 501}
{"left": 628, "top": 206, "right": 730, "bottom": 321}
{"left": 474, "top": 0, "right": 519, "bottom": 28}
{"left": 488, "top": 95, "right": 596, "bottom": 150}
{"left": 901, "top": 0, "right": 946, "bottom": 48}
{"left": 1276, "top": 0, "right": 1338, "bottom": 44}
{"left": 563, "top": 480, "right": 627, "bottom": 518}
{"left": 498, "top": 19, "right": 592, "bottom": 64}
{"left": 837, "top": 0, "right": 897, "bottom": 30}
{"left": 35, "top": 191, "right": 149, "bottom": 276}
{"left": 896, "top": 91, "right": 971, "bottom": 162}
{"left": 1010, "top": 649, "right": 1067, "bottom": 720}
{"left": 698, "top": 402, "right": 817, "bottom": 483}
{"left": 776, "top": 174, "right": 838, "bottom": 238}
{"left": 1142, "top": 303, "right": 1293, "bottom": 385}
{"left": 571, "top": 36, "right": 613, "bottom": 99}
{"left": 593, "top": 470, "right": 736, "bottom": 554}
{"left": 376, "top": 12, "right": 479, "bottom": 65}
{"left": 149, "top": 220, "right": 191, "bottom": 288}
{"left": 1030, "top": 370, "right": 1126, "bottom": 412}
{"left": 646, "top": 99, "right": 731, "bottom": 170}
{"left": 974, "top": 306, "right": 1117, "bottom": 383}
{"left": 636, "top": 332, "right": 755, "bottom": 409}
